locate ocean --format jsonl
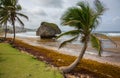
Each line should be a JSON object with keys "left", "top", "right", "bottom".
{"left": 14, "top": 31, "right": 120, "bottom": 47}
{"left": 15, "top": 31, "right": 120, "bottom": 37}
{"left": 12, "top": 31, "right": 120, "bottom": 56}
{"left": 15, "top": 32, "right": 38, "bottom": 38}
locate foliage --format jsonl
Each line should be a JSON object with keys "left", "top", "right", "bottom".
{"left": 56, "top": 30, "right": 80, "bottom": 39}
{"left": 58, "top": 36, "right": 78, "bottom": 48}
{"left": 90, "top": 34, "right": 102, "bottom": 56}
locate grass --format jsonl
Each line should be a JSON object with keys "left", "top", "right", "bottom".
{"left": 0, "top": 43, "right": 63, "bottom": 78}
{"left": 9, "top": 38, "right": 120, "bottom": 78}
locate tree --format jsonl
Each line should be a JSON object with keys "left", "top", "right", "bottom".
{"left": 0, "top": 0, "right": 9, "bottom": 40}
{"left": 57, "top": 0, "right": 106, "bottom": 73}
{"left": 0, "top": 0, "right": 28, "bottom": 42}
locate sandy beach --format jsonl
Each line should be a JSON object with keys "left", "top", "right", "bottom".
{"left": 1, "top": 33, "right": 120, "bottom": 67}
{"left": 13, "top": 35, "right": 120, "bottom": 67}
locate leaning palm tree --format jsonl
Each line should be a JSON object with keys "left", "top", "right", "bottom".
{"left": 0, "top": 0, "right": 28, "bottom": 43}
{"left": 57, "top": 0, "right": 106, "bottom": 73}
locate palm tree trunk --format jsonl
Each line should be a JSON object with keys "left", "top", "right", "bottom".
{"left": 4, "top": 23, "right": 7, "bottom": 40}
{"left": 12, "top": 22, "right": 15, "bottom": 43}
{"left": 59, "top": 40, "right": 88, "bottom": 73}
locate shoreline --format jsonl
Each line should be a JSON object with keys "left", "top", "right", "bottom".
{"left": 1, "top": 33, "right": 120, "bottom": 66}
{"left": 14, "top": 36, "right": 120, "bottom": 67}
{"left": 1, "top": 33, "right": 120, "bottom": 52}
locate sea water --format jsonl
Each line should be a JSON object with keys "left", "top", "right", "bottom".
{"left": 14, "top": 31, "right": 120, "bottom": 47}
{"left": 15, "top": 32, "right": 38, "bottom": 38}
{"left": 106, "top": 33, "right": 120, "bottom": 36}
{"left": 15, "top": 31, "right": 120, "bottom": 42}
{"left": 15, "top": 31, "right": 120, "bottom": 37}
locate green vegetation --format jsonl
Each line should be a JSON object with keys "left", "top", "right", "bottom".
{"left": 7, "top": 38, "right": 120, "bottom": 78}
{"left": 0, "top": 43, "right": 63, "bottom": 78}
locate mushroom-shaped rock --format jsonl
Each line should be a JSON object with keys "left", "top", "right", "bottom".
{"left": 36, "top": 22, "right": 61, "bottom": 38}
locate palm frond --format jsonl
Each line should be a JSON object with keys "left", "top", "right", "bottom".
{"left": 61, "top": 7, "right": 85, "bottom": 29}
{"left": 16, "top": 16, "right": 24, "bottom": 26}
{"left": 94, "top": 0, "right": 106, "bottom": 15}
{"left": 0, "top": 0, "right": 12, "bottom": 6}
{"left": 11, "top": 0, "right": 18, "bottom": 6}
{"left": 64, "top": 20, "right": 80, "bottom": 25}
{"left": 59, "top": 36, "right": 79, "bottom": 48}
{"left": 77, "top": 1, "right": 92, "bottom": 27}
{"left": 16, "top": 4, "right": 22, "bottom": 11}
{"left": 16, "top": 13, "right": 29, "bottom": 20}
{"left": 0, "top": 15, "right": 9, "bottom": 24}
{"left": 90, "top": 34, "right": 102, "bottom": 56}
{"left": 56, "top": 30, "right": 80, "bottom": 39}
{"left": 6, "top": 6, "right": 14, "bottom": 10}
{"left": 93, "top": 33, "right": 117, "bottom": 47}
{"left": 89, "top": 0, "right": 106, "bottom": 30}
{"left": 77, "top": 1, "right": 89, "bottom": 9}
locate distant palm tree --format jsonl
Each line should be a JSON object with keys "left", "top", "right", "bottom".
{"left": 57, "top": 0, "right": 106, "bottom": 73}
{"left": 0, "top": 0, "right": 9, "bottom": 39}
{"left": 0, "top": 0, "right": 28, "bottom": 42}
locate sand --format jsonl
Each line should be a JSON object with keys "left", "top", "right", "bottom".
{"left": 1, "top": 34, "right": 120, "bottom": 67}
{"left": 13, "top": 36, "right": 120, "bottom": 67}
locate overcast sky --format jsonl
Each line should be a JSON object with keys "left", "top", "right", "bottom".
{"left": 19, "top": 0, "right": 120, "bottom": 31}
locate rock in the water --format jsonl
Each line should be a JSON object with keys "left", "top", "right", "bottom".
{"left": 36, "top": 22, "right": 61, "bottom": 38}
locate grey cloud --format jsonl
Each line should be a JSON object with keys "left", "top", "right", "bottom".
{"left": 31, "top": 9, "right": 47, "bottom": 16}
{"left": 21, "top": 7, "right": 47, "bottom": 16}
{"left": 48, "top": 0, "right": 63, "bottom": 8}
{"left": 37, "top": 11, "right": 47, "bottom": 16}
{"left": 31, "top": 0, "right": 63, "bottom": 8}
{"left": 19, "top": 0, "right": 120, "bottom": 31}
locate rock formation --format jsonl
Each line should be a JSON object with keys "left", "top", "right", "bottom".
{"left": 36, "top": 22, "right": 61, "bottom": 38}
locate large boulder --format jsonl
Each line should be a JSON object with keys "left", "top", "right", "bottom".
{"left": 36, "top": 22, "right": 61, "bottom": 38}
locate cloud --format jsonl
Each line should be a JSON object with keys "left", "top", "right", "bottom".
{"left": 19, "top": 0, "right": 120, "bottom": 31}
{"left": 113, "top": 16, "right": 120, "bottom": 23}
{"left": 97, "top": 16, "right": 120, "bottom": 31}
{"left": 30, "top": 0, "right": 63, "bottom": 8}
{"left": 28, "top": 7, "right": 47, "bottom": 16}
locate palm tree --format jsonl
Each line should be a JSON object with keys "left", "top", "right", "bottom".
{"left": 0, "top": 6, "right": 9, "bottom": 40}
{"left": 0, "top": 0, "right": 28, "bottom": 43}
{"left": 0, "top": 0, "right": 9, "bottom": 40}
{"left": 57, "top": 0, "right": 106, "bottom": 73}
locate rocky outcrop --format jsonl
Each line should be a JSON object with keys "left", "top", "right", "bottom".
{"left": 36, "top": 22, "right": 61, "bottom": 38}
